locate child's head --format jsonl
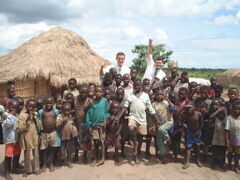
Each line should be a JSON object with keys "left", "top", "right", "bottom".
{"left": 36, "top": 96, "right": 45, "bottom": 111}
{"left": 56, "top": 98, "right": 63, "bottom": 113}
{"left": 232, "top": 100, "right": 240, "bottom": 118}
{"left": 68, "top": 78, "right": 77, "bottom": 90}
{"left": 104, "top": 87, "right": 113, "bottom": 101}
{"left": 95, "top": 86, "right": 104, "bottom": 100}
{"left": 130, "top": 69, "right": 138, "bottom": 80}
{"left": 62, "top": 102, "right": 72, "bottom": 117}
{"left": 65, "top": 93, "right": 74, "bottom": 105}
{"left": 210, "top": 98, "right": 221, "bottom": 112}
{"left": 173, "top": 110, "right": 182, "bottom": 126}
{"left": 150, "top": 93, "right": 155, "bottom": 102}
{"left": 133, "top": 78, "right": 142, "bottom": 94}
{"left": 214, "top": 85, "right": 223, "bottom": 98}
{"left": 122, "top": 74, "right": 130, "bottom": 86}
{"left": 116, "top": 88, "right": 125, "bottom": 102}
{"left": 115, "top": 74, "right": 122, "bottom": 85}
{"left": 79, "top": 84, "right": 89, "bottom": 100}
{"left": 44, "top": 95, "right": 55, "bottom": 111}
{"left": 7, "top": 86, "right": 15, "bottom": 98}
{"left": 171, "top": 67, "right": 178, "bottom": 78}
{"left": 162, "top": 77, "right": 169, "bottom": 87}
{"left": 14, "top": 96, "right": 24, "bottom": 114}
{"left": 195, "top": 84, "right": 201, "bottom": 94}
{"left": 184, "top": 101, "right": 195, "bottom": 115}
{"left": 143, "top": 78, "right": 150, "bottom": 87}
{"left": 178, "top": 87, "right": 188, "bottom": 101}
{"left": 169, "top": 92, "right": 176, "bottom": 104}
{"left": 189, "top": 81, "right": 197, "bottom": 92}
{"left": 180, "top": 72, "right": 189, "bottom": 83}
{"left": 103, "top": 73, "right": 113, "bottom": 87}
{"left": 8, "top": 99, "right": 19, "bottom": 115}
{"left": 228, "top": 87, "right": 239, "bottom": 102}
{"left": 142, "top": 85, "right": 151, "bottom": 95}
{"left": 210, "top": 76, "right": 217, "bottom": 87}
{"left": 88, "top": 83, "right": 96, "bottom": 91}
{"left": 200, "top": 86, "right": 210, "bottom": 100}
{"left": 195, "top": 99, "right": 207, "bottom": 115}
{"left": 109, "top": 67, "right": 117, "bottom": 79}
{"left": 110, "top": 101, "right": 120, "bottom": 115}
{"left": 26, "top": 99, "right": 36, "bottom": 113}
{"left": 155, "top": 90, "right": 165, "bottom": 102}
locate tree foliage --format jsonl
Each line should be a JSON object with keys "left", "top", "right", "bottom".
{"left": 130, "top": 44, "right": 173, "bottom": 77}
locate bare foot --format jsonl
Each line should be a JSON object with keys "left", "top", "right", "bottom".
{"left": 133, "top": 155, "right": 140, "bottom": 164}
{"left": 49, "top": 164, "right": 55, "bottom": 172}
{"left": 34, "top": 169, "right": 41, "bottom": 175}
{"left": 197, "top": 161, "right": 202, "bottom": 167}
{"left": 91, "top": 160, "right": 97, "bottom": 167}
{"left": 182, "top": 164, "right": 190, "bottom": 169}
{"left": 96, "top": 160, "right": 105, "bottom": 166}
{"left": 41, "top": 166, "right": 46, "bottom": 173}
{"left": 67, "top": 162, "right": 73, "bottom": 168}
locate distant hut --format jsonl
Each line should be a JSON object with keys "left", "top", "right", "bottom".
{"left": 216, "top": 68, "right": 240, "bottom": 87}
{"left": 0, "top": 27, "right": 109, "bottom": 101}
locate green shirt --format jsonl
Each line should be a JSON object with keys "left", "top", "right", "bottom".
{"left": 84, "top": 98, "right": 109, "bottom": 130}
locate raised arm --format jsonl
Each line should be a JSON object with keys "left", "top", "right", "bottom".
{"left": 147, "top": 38, "right": 153, "bottom": 57}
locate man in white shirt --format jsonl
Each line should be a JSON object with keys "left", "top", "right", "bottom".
{"left": 143, "top": 39, "right": 166, "bottom": 86}
{"left": 100, "top": 52, "right": 130, "bottom": 77}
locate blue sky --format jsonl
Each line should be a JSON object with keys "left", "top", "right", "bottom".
{"left": 0, "top": 0, "right": 240, "bottom": 69}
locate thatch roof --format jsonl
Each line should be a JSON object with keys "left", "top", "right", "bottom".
{"left": 0, "top": 27, "right": 109, "bottom": 87}
{"left": 216, "top": 68, "right": 240, "bottom": 87}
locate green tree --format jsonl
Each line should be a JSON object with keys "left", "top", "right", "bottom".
{"left": 130, "top": 43, "right": 173, "bottom": 77}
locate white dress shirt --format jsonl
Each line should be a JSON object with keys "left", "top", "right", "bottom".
{"left": 103, "top": 64, "right": 130, "bottom": 75}
{"left": 143, "top": 54, "right": 166, "bottom": 83}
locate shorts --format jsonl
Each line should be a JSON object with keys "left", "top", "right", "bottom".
{"left": 91, "top": 126, "right": 105, "bottom": 141}
{"left": 40, "top": 131, "right": 59, "bottom": 150}
{"left": 128, "top": 119, "right": 147, "bottom": 135}
{"left": 5, "top": 142, "right": 21, "bottom": 157}
{"left": 228, "top": 145, "right": 240, "bottom": 155}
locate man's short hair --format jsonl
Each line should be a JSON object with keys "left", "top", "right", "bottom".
{"left": 116, "top": 52, "right": 125, "bottom": 58}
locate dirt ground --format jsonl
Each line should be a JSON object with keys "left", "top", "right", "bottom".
{"left": 0, "top": 143, "right": 239, "bottom": 180}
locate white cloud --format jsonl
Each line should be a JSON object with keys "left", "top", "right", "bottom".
{"left": 121, "top": 25, "right": 145, "bottom": 39}
{"left": 212, "top": 11, "right": 240, "bottom": 26}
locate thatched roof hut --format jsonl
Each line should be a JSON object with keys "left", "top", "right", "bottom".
{"left": 0, "top": 27, "right": 109, "bottom": 100}
{"left": 216, "top": 68, "right": 240, "bottom": 87}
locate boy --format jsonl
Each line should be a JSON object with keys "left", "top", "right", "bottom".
{"left": 225, "top": 100, "right": 240, "bottom": 173}
{"left": 2, "top": 100, "right": 21, "bottom": 179}
{"left": 114, "top": 74, "right": 123, "bottom": 89}
{"left": 17, "top": 99, "right": 41, "bottom": 176}
{"left": 182, "top": 102, "right": 204, "bottom": 169}
{"left": 36, "top": 96, "right": 45, "bottom": 112}
{"left": 56, "top": 102, "right": 78, "bottom": 168}
{"left": 226, "top": 88, "right": 239, "bottom": 115}
{"left": 173, "top": 72, "right": 189, "bottom": 95}
{"left": 63, "top": 78, "right": 79, "bottom": 99}
{"left": 130, "top": 69, "right": 138, "bottom": 84}
{"left": 38, "top": 96, "right": 60, "bottom": 172}
{"left": 122, "top": 74, "right": 133, "bottom": 99}
{"left": 2, "top": 86, "right": 16, "bottom": 108}
{"left": 115, "top": 79, "right": 160, "bottom": 162}
{"left": 84, "top": 86, "right": 109, "bottom": 166}
{"left": 210, "top": 77, "right": 217, "bottom": 98}
{"left": 177, "top": 87, "right": 189, "bottom": 110}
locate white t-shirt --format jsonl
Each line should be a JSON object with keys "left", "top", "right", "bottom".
{"left": 103, "top": 64, "right": 130, "bottom": 75}
{"left": 124, "top": 92, "right": 156, "bottom": 125}
{"left": 143, "top": 54, "right": 166, "bottom": 83}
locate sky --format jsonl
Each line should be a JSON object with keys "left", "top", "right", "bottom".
{"left": 0, "top": 0, "right": 240, "bottom": 69}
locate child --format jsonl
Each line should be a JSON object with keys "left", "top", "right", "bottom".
{"left": 14, "top": 96, "right": 24, "bottom": 115}
{"left": 74, "top": 85, "right": 93, "bottom": 163}
{"left": 109, "top": 67, "right": 117, "bottom": 80}
{"left": 84, "top": 86, "right": 110, "bottom": 166}
{"left": 188, "top": 81, "right": 198, "bottom": 100}
{"left": 102, "top": 73, "right": 115, "bottom": 92}
{"left": 122, "top": 74, "right": 133, "bottom": 99}
{"left": 56, "top": 98, "right": 63, "bottom": 113}
{"left": 210, "top": 98, "right": 227, "bottom": 170}
{"left": 225, "top": 100, "right": 240, "bottom": 173}
{"left": 63, "top": 78, "right": 79, "bottom": 99}
{"left": 177, "top": 87, "right": 189, "bottom": 110}
{"left": 36, "top": 96, "right": 45, "bottom": 112}
{"left": 38, "top": 95, "right": 60, "bottom": 172}
{"left": 17, "top": 99, "right": 41, "bottom": 176}
{"left": 210, "top": 77, "right": 217, "bottom": 98}
{"left": 2, "top": 100, "right": 21, "bottom": 179}
{"left": 143, "top": 78, "right": 151, "bottom": 88}
{"left": 182, "top": 102, "right": 204, "bottom": 169}
{"left": 159, "top": 77, "right": 172, "bottom": 97}
{"left": 115, "top": 79, "right": 160, "bottom": 162}
{"left": 65, "top": 93, "right": 75, "bottom": 109}
{"left": 154, "top": 90, "right": 173, "bottom": 163}
{"left": 105, "top": 101, "right": 122, "bottom": 162}
{"left": 169, "top": 67, "right": 179, "bottom": 90}
{"left": 56, "top": 102, "right": 78, "bottom": 168}
{"left": 226, "top": 88, "right": 239, "bottom": 115}
{"left": 114, "top": 74, "right": 123, "bottom": 89}
{"left": 104, "top": 87, "right": 113, "bottom": 103}
{"left": 168, "top": 110, "right": 185, "bottom": 162}
{"left": 0, "top": 105, "right": 6, "bottom": 144}
{"left": 173, "top": 72, "right": 189, "bottom": 95}
{"left": 2, "top": 86, "right": 16, "bottom": 108}
{"left": 130, "top": 69, "right": 138, "bottom": 84}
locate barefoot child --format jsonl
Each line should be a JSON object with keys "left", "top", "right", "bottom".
{"left": 105, "top": 101, "right": 122, "bottom": 162}
{"left": 56, "top": 102, "right": 78, "bottom": 168}
{"left": 74, "top": 85, "right": 93, "bottom": 163}
{"left": 2, "top": 100, "right": 21, "bottom": 180}
{"left": 38, "top": 96, "right": 60, "bottom": 172}
{"left": 182, "top": 102, "right": 204, "bottom": 169}
{"left": 2, "top": 86, "right": 16, "bottom": 108}
{"left": 63, "top": 78, "right": 79, "bottom": 99}
{"left": 115, "top": 79, "right": 161, "bottom": 162}
{"left": 84, "top": 86, "right": 110, "bottom": 166}
{"left": 17, "top": 99, "right": 41, "bottom": 176}
{"left": 225, "top": 100, "right": 240, "bottom": 173}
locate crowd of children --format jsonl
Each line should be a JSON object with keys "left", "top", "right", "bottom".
{"left": 0, "top": 67, "right": 240, "bottom": 180}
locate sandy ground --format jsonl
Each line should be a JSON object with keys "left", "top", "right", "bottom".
{"left": 0, "top": 144, "right": 239, "bottom": 180}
